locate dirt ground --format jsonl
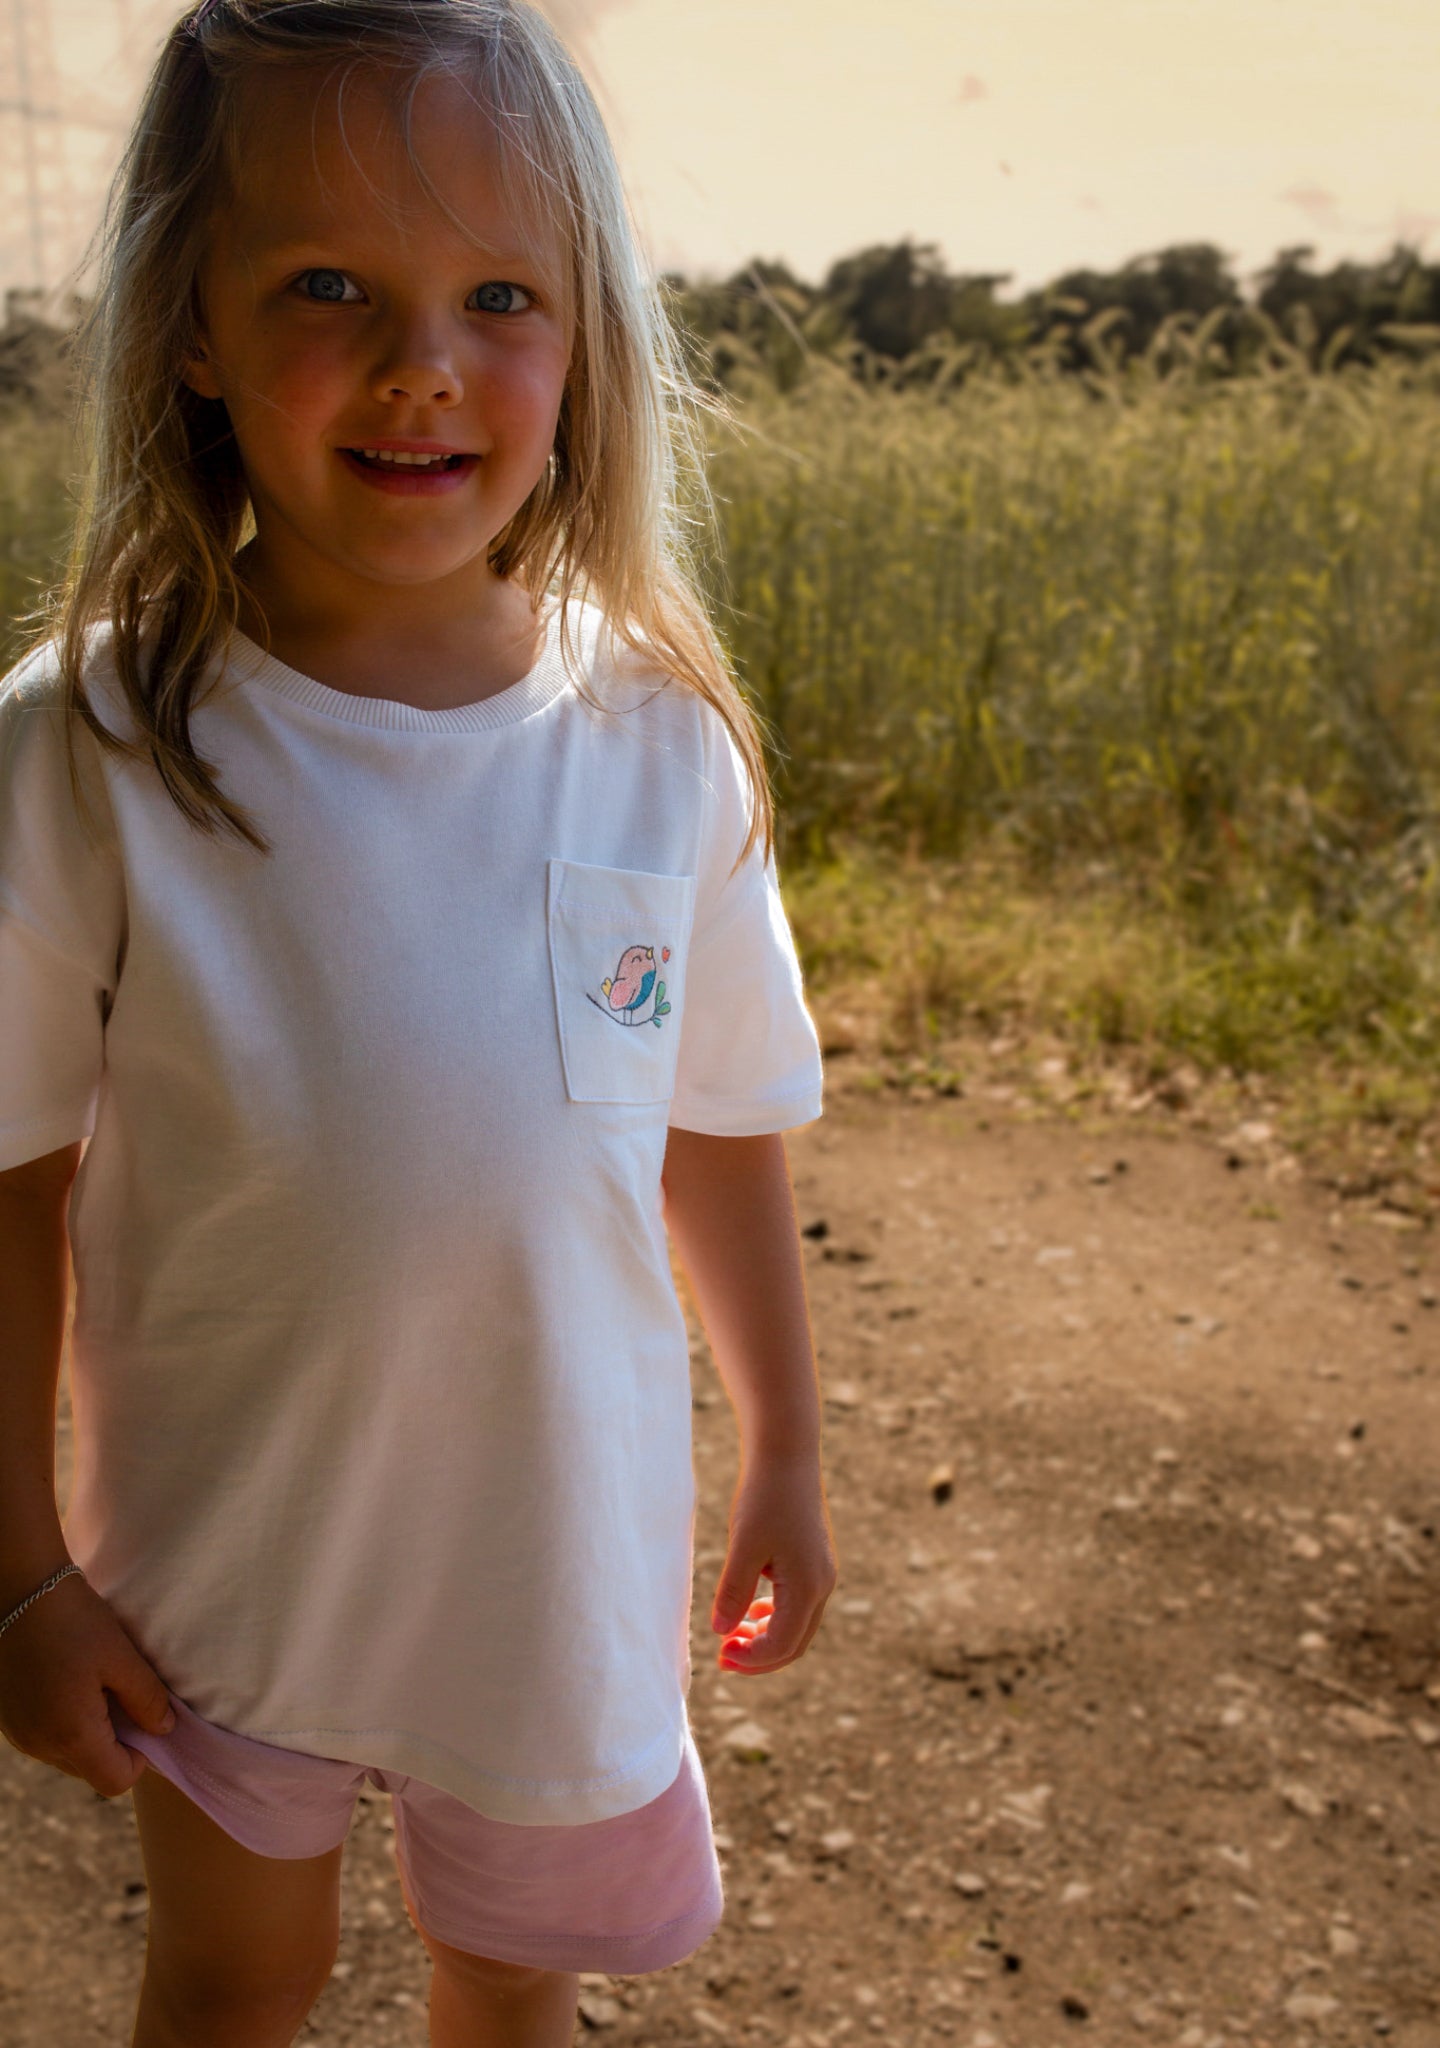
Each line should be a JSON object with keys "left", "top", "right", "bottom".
{"left": 2, "top": 1046, "right": 1437, "bottom": 2048}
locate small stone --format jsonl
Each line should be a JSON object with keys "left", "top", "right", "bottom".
{"left": 825, "top": 1381, "right": 862, "bottom": 1409}
{"left": 1284, "top": 1991, "right": 1341, "bottom": 2021}
{"left": 1059, "top": 1880, "right": 1091, "bottom": 1904}
{"left": 952, "top": 1871, "right": 987, "bottom": 1897}
{"left": 722, "top": 1720, "right": 772, "bottom": 1762}
{"left": 577, "top": 1991, "right": 624, "bottom": 2028}
{"left": 1327, "top": 1704, "right": 1401, "bottom": 1742}
{"left": 1409, "top": 1718, "right": 1440, "bottom": 1747}
{"left": 687, "top": 2005, "right": 730, "bottom": 2038}
{"left": 1290, "top": 1533, "right": 1324, "bottom": 1560}
{"left": 817, "top": 1829, "right": 856, "bottom": 1859}
{"left": 1278, "top": 1780, "right": 1329, "bottom": 1819}
{"left": 1328, "top": 1923, "right": 1361, "bottom": 1958}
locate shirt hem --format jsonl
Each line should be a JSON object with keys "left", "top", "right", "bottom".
{"left": 666, "top": 1088, "right": 824, "bottom": 1137}
{"left": 242, "top": 1705, "right": 690, "bottom": 1826}
{"left": 0, "top": 1095, "right": 95, "bottom": 1173}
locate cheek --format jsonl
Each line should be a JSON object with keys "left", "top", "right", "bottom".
{"left": 264, "top": 343, "right": 351, "bottom": 421}
{"left": 489, "top": 349, "right": 569, "bottom": 448}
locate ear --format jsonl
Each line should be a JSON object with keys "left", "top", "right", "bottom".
{"left": 179, "top": 341, "right": 223, "bottom": 402}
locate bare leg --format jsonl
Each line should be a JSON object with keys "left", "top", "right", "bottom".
{"left": 128, "top": 1766, "right": 344, "bottom": 2048}
{"left": 398, "top": 1866, "right": 580, "bottom": 2048}
{"left": 424, "top": 1946, "right": 580, "bottom": 2048}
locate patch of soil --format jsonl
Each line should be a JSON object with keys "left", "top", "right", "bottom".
{"left": 2, "top": 1067, "right": 1437, "bottom": 2045}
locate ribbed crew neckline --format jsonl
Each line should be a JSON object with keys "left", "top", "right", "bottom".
{"left": 226, "top": 600, "right": 572, "bottom": 733}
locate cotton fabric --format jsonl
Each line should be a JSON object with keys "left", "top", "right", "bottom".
{"left": 0, "top": 599, "right": 824, "bottom": 1823}
{"left": 108, "top": 1686, "right": 725, "bottom": 1973}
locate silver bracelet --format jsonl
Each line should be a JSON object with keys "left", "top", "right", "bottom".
{"left": 0, "top": 1562, "right": 84, "bottom": 1640}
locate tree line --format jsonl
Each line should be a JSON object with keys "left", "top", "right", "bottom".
{"left": 2, "top": 236, "right": 1438, "bottom": 411}
{"left": 663, "top": 238, "right": 1440, "bottom": 394}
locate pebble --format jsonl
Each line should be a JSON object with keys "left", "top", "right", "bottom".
{"left": 577, "top": 1992, "right": 623, "bottom": 2027}
{"left": 1284, "top": 1991, "right": 1342, "bottom": 2021}
{"left": 722, "top": 1720, "right": 772, "bottom": 1762}
{"left": 1278, "top": 1780, "right": 1329, "bottom": 1819}
{"left": 1327, "top": 1704, "right": 1402, "bottom": 1742}
{"left": 952, "top": 1871, "right": 987, "bottom": 1897}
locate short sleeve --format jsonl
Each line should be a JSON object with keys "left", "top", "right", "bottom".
{"left": 667, "top": 706, "right": 824, "bottom": 1136}
{"left": 0, "top": 661, "right": 125, "bottom": 1172}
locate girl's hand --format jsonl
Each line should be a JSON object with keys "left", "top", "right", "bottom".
{"left": 709, "top": 1455, "right": 838, "bottom": 1675}
{"left": 0, "top": 1573, "right": 176, "bottom": 1798}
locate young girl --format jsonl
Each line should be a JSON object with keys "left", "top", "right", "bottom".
{"left": 0, "top": 3, "right": 837, "bottom": 2041}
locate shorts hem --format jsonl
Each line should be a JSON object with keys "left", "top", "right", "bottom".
{"left": 128, "top": 1746, "right": 351, "bottom": 1860}
{"left": 410, "top": 1885, "right": 726, "bottom": 1977}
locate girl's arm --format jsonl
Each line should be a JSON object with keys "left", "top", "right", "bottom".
{"left": 0, "top": 1145, "right": 176, "bottom": 1795}
{"left": 0, "top": 1146, "right": 81, "bottom": 1609}
{"left": 660, "top": 1128, "right": 838, "bottom": 1673}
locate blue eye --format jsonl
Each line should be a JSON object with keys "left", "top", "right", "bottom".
{"left": 472, "top": 282, "right": 533, "bottom": 314}
{"left": 297, "top": 269, "right": 353, "bottom": 303}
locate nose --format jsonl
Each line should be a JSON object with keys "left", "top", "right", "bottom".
{"left": 369, "top": 310, "right": 465, "bottom": 407}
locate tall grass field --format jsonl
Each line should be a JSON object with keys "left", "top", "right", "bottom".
{"left": 3, "top": 344, "right": 1438, "bottom": 1174}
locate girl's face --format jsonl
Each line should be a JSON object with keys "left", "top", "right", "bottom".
{"left": 182, "top": 61, "right": 574, "bottom": 631}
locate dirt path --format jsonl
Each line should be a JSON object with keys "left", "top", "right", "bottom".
{"left": 2, "top": 1075, "right": 1437, "bottom": 2046}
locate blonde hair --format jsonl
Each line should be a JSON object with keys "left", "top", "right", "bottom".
{"left": 18, "top": 0, "right": 774, "bottom": 874}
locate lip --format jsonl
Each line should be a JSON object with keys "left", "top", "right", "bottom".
{"left": 342, "top": 439, "right": 475, "bottom": 456}
{"left": 338, "top": 447, "right": 479, "bottom": 495}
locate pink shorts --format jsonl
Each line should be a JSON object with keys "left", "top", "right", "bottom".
{"left": 109, "top": 1688, "right": 725, "bottom": 1976}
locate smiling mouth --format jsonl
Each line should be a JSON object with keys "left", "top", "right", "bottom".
{"left": 344, "top": 448, "right": 473, "bottom": 472}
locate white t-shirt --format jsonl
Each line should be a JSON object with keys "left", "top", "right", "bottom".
{"left": 0, "top": 598, "right": 824, "bottom": 1824}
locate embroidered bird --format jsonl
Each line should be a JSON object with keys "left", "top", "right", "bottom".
{"left": 603, "top": 943, "right": 665, "bottom": 1014}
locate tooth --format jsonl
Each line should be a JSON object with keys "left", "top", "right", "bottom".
{"left": 354, "top": 448, "right": 451, "bottom": 466}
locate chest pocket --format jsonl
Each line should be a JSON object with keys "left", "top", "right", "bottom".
{"left": 546, "top": 858, "right": 696, "bottom": 1104}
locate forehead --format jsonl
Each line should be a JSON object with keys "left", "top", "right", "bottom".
{"left": 218, "top": 61, "right": 564, "bottom": 275}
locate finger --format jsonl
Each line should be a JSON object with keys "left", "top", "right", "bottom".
{"left": 103, "top": 1650, "right": 176, "bottom": 1738}
{"left": 721, "top": 1585, "right": 823, "bottom": 1669}
{"left": 711, "top": 1569, "right": 766, "bottom": 1635}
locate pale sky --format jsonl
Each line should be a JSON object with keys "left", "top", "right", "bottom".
{"left": 11, "top": 0, "right": 1438, "bottom": 307}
